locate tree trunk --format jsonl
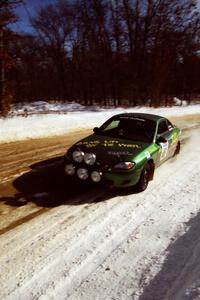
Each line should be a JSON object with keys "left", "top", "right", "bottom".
{"left": 0, "top": 30, "right": 6, "bottom": 115}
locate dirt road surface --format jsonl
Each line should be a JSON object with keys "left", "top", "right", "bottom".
{"left": 0, "top": 114, "right": 200, "bottom": 300}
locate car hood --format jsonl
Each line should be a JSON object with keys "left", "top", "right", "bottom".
{"left": 69, "top": 134, "right": 150, "bottom": 166}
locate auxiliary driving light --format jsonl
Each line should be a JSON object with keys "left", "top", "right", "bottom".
{"left": 84, "top": 153, "right": 96, "bottom": 165}
{"left": 72, "top": 150, "right": 84, "bottom": 163}
{"left": 65, "top": 164, "right": 75, "bottom": 175}
{"left": 77, "top": 168, "right": 89, "bottom": 180}
{"left": 91, "top": 171, "right": 102, "bottom": 183}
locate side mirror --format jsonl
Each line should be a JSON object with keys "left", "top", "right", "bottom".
{"left": 156, "top": 136, "right": 167, "bottom": 144}
{"left": 93, "top": 127, "right": 99, "bottom": 133}
{"left": 168, "top": 125, "right": 173, "bottom": 130}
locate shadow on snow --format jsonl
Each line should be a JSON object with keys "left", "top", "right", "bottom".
{"left": 138, "top": 212, "right": 200, "bottom": 300}
{"left": 0, "top": 156, "right": 139, "bottom": 208}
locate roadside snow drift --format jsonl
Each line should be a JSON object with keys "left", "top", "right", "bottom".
{"left": 0, "top": 103, "right": 200, "bottom": 143}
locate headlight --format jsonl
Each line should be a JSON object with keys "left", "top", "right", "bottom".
{"left": 77, "top": 168, "right": 89, "bottom": 180}
{"left": 84, "top": 153, "right": 96, "bottom": 165}
{"left": 65, "top": 164, "right": 75, "bottom": 175}
{"left": 72, "top": 150, "right": 84, "bottom": 163}
{"left": 91, "top": 171, "right": 102, "bottom": 182}
{"left": 113, "top": 162, "right": 135, "bottom": 170}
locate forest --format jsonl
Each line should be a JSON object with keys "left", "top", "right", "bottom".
{"left": 1, "top": 0, "right": 200, "bottom": 115}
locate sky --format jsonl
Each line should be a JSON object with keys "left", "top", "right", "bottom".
{"left": 11, "top": 0, "right": 200, "bottom": 34}
{"left": 11, "top": 0, "right": 55, "bottom": 33}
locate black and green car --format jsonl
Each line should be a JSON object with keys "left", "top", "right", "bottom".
{"left": 64, "top": 113, "right": 181, "bottom": 191}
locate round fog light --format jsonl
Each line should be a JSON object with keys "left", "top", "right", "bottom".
{"left": 77, "top": 168, "right": 89, "bottom": 180}
{"left": 84, "top": 153, "right": 96, "bottom": 165}
{"left": 65, "top": 164, "right": 75, "bottom": 175}
{"left": 72, "top": 150, "right": 84, "bottom": 163}
{"left": 91, "top": 171, "right": 102, "bottom": 183}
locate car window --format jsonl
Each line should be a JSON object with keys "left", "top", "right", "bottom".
{"left": 98, "top": 117, "right": 156, "bottom": 143}
{"left": 158, "top": 120, "right": 168, "bottom": 134}
{"left": 104, "top": 120, "right": 120, "bottom": 131}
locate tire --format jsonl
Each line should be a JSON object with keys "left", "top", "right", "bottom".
{"left": 173, "top": 140, "right": 180, "bottom": 156}
{"left": 135, "top": 164, "right": 150, "bottom": 192}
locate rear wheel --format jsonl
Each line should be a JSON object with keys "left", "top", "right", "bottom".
{"left": 135, "top": 164, "right": 150, "bottom": 192}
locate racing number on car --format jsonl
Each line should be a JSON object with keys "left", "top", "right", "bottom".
{"left": 160, "top": 141, "right": 169, "bottom": 160}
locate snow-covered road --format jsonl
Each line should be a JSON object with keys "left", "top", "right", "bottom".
{"left": 0, "top": 114, "right": 200, "bottom": 300}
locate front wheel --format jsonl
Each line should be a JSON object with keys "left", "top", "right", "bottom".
{"left": 135, "top": 165, "right": 150, "bottom": 192}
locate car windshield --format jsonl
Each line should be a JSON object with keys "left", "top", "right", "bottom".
{"left": 97, "top": 116, "right": 156, "bottom": 143}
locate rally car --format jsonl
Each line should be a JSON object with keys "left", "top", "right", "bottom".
{"left": 64, "top": 113, "right": 181, "bottom": 191}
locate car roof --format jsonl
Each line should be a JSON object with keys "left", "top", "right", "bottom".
{"left": 112, "top": 113, "right": 164, "bottom": 122}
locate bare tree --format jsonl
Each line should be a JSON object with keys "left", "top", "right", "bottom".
{"left": 9, "top": 0, "right": 200, "bottom": 108}
{"left": 0, "top": 0, "right": 22, "bottom": 115}
{"left": 32, "top": 0, "right": 75, "bottom": 100}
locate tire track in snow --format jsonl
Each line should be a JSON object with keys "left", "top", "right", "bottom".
{"left": 0, "top": 207, "right": 49, "bottom": 235}
{"left": 0, "top": 129, "right": 90, "bottom": 183}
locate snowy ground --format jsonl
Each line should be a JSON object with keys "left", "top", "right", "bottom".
{"left": 0, "top": 110, "right": 200, "bottom": 299}
{"left": 0, "top": 101, "right": 200, "bottom": 143}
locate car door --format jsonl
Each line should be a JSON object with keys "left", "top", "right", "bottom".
{"left": 166, "top": 119, "right": 182, "bottom": 158}
{"left": 156, "top": 119, "right": 172, "bottom": 164}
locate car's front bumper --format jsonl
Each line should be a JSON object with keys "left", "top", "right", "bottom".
{"left": 64, "top": 157, "right": 142, "bottom": 188}
{"left": 103, "top": 168, "right": 141, "bottom": 187}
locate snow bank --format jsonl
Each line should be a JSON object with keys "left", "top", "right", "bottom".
{"left": 173, "top": 97, "right": 188, "bottom": 106}
{"left": 9, "top": 101, "right": 86, "bottom": 115}
{"left": 0, "top": 104, "right": 200, "bottom": 143}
